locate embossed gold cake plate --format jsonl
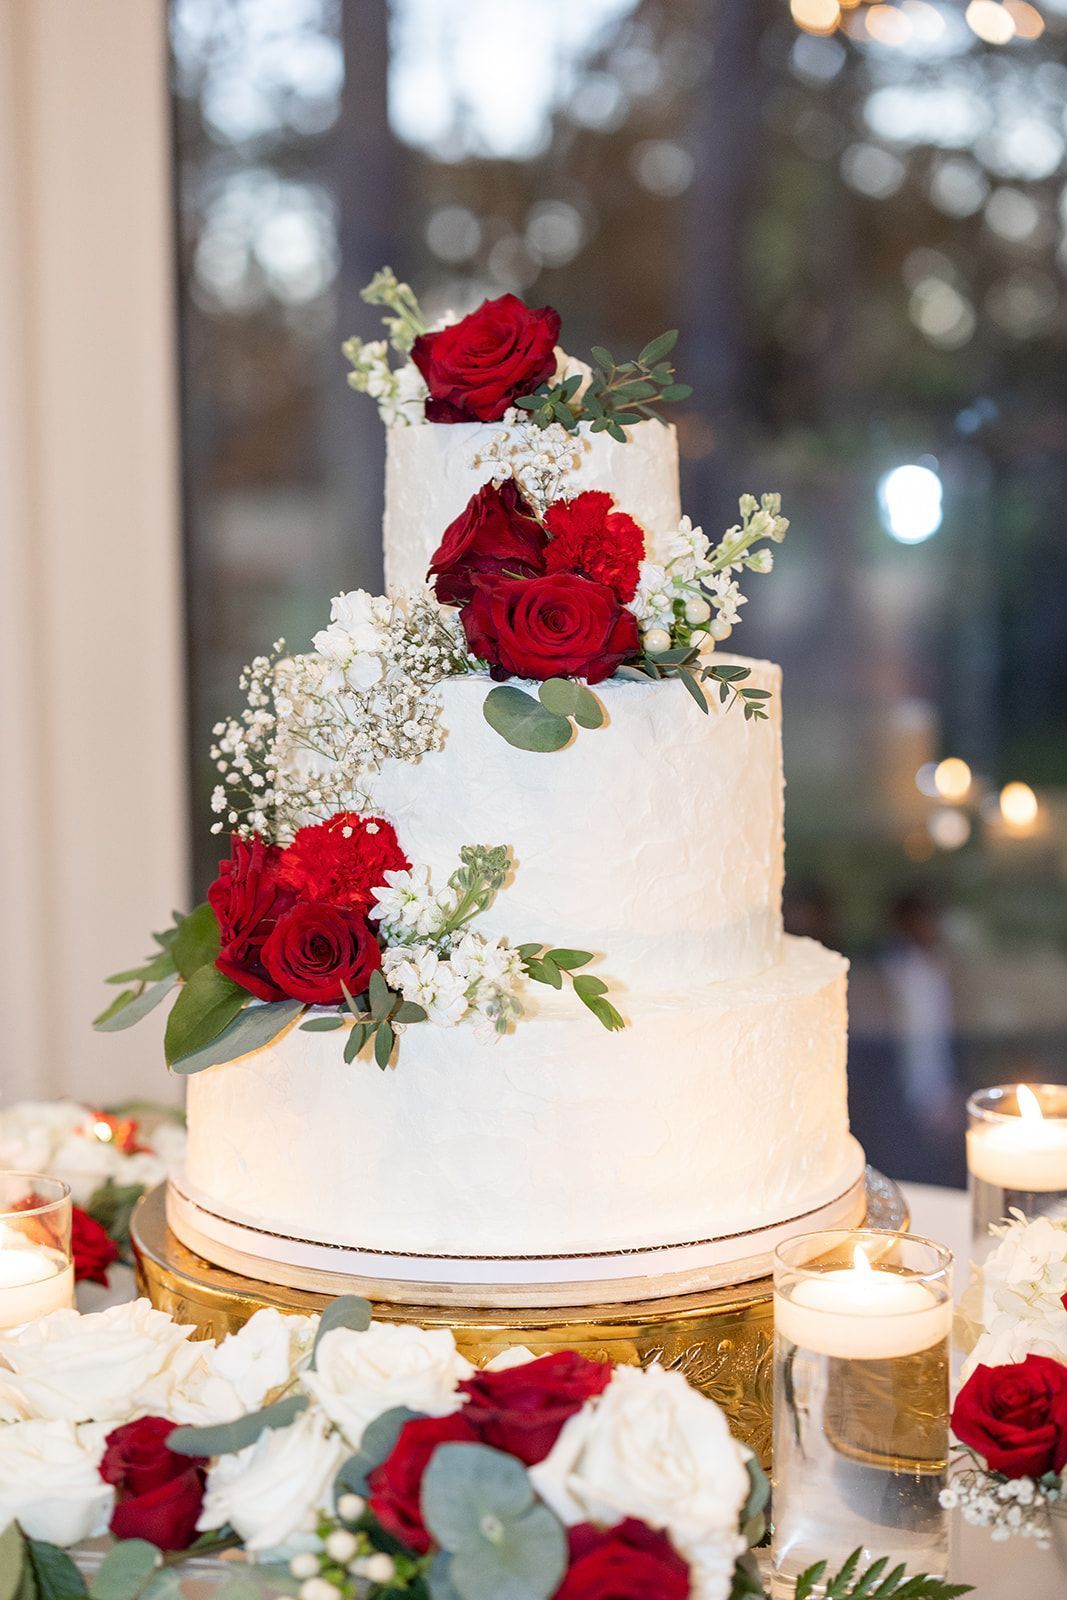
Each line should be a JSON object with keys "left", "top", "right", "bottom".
{"left": 133, "top": 1169, "right": 905, "bottom": 1468}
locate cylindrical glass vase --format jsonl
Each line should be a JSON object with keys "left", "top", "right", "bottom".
{"left": 771, "top": 1230, "right": 953, "bottom": 1598}
{"left": 0, "top": 1173, "right": 74, "bottom": 1329}
{"left": 967, "top": 1084, "right": 1067, "bottom": 1258}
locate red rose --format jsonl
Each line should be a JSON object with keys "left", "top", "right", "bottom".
{"left": 278, "top": 813, "right": 409, "bottom": 912}
{"left": 207, "top": 835, "right": 297, "bottom": 1001}
{"left": 554, "top": 1520, "right": 691, "bottom": 1600}
{"left": 71, "top": 1207, "right": 119, "bottom": 1286}
{"left": 99, "top": 1416, "right": 206, "bottom": 1551}
{"left": 462, "top": 573, "right": 639, "bottom": 686}
{"left": 429, "top": 481, "right": 547, "bottom": 607}
{"left": 368, "top": 1413, "right": 479, "bottom": 1554}
{"left": 412, "top": 295, "right": 561, "bottom": 423}
{"left": 458, "top": 1351, "right": 612, "bottom": 1466}
{"left": 543, "top": 491, "right": 646, "bottom": 604}
{"left": 262, "top": 902, "right": 382, "bottom": 1006}
{"left": 952, "top": 1355, "right": 1067, "bottom": 1478}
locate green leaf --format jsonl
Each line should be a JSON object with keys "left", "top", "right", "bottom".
{"left": 589, "top": 345, "right": 614, "bottom": 370}
{"left": 395, "top": 1001, "right": 427, "bottom": 1024}
{"left": 170, "top": 998, "right": 302, "bottom": 1075}
{"left": 171, "top": 902, "right": 221, "bottom": 981}
{"left": 572, "top": 684, "right": 604, "bottom": 729}
{"left": 483, "top": 687, "right": 571, "bottom": 754}
{"left": 537, "top": 677, "right": 581, "bottom": 717}
{"left": 427, "top": 1554, "right": 463, "bottom": 1600}
{"left": 0, "top": 1525, "right": 25, "bottom": 1600}
{"left": 375, "top": 1020, "right": 396, "bottom": 1069}
{"left": 168, "top": 1393, "right": 309, "bottom": 1459}
{"left": 336, "top": 1407, "right": 425, "bottom": 1497}
{"left": 310, "top": 1294, "right": 372, "bottom": 1368}
{"left": 638, "top": 329, "right": 678, "bottom": 366}
{"left": 546, "top": 949, "right": 593, "bottom": 971}
{"left": 85, "top": 1181, "right": 145, "bottom": 1256}
{"left": 344, "top": 1022, "right": 370, "bottom": 1063}
{"left": 369, "top": 968, "right": 393, "bottom": 1023}
{"left": 516, "top": 943, "right": 543, "bottom": 961}
{"left": 339, "top": 982, "right": 369, "bottom": 1022}
{"left": 88, "top": 1542, "right": 161, "bottom": 1600}
{"left": 660, "top": 383, "right": 692, "bottom": 402}
{"left": 164, "top": 965, "right": 249, "bottom": 1065}
{"left": 26, "top": 1541, "right": 87, "bottom": 1600}
{"left": 677, "top": 667, "right": 709, "bottom": 714}
{"left": 526, "top": 957, "right": 562, "bottom": 989}
{"left": 94, "top": 972, "right": 179, "bottom": 1032}
{"left": 573, "top": 975, "right": 625, "bottom": 1032}
{"left": 106, "top": 949, "right": 177, "bottom": 985}
{"left": 423, "top": 1444, "right": 566, "bottom": 1600}
{"left": 300, "top": 1015, "right": 346, "bottom": 1032}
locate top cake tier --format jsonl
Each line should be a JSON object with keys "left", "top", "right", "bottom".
{"left": 384, "top": 417, "right": 682, "bottom": 594}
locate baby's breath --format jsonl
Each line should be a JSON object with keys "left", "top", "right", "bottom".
{"left": 470, "top": 410, "right": 581, "bottom": 515}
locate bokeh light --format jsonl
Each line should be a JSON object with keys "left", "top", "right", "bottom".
{"left": 929, "top": 808, "right": 972, "bottom": 850}
{"left": 790, "top": 0, "right": 842, "bottom": 36}
{"left": 1000, "top": 782, "right": 1039, "bottom": 829}
{"left": 935, "top": 758, "right": 973, "bottom": 801}
{"left": 965, "top": 2, "right": 1016, "bottom": 44}
{"left": 878, "top": 464, "right": 944, "bottom": 543}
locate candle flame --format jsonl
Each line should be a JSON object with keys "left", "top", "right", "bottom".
{"left": 1018, "top": 1084, "right": 1044, "bottom": 1124}
{"left": 852, "top": 1244, "right": 873, "bottom": 1277}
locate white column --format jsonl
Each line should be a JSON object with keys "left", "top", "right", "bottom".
{"left": 0, "top": 0, "right": 187, "bottom": 1104}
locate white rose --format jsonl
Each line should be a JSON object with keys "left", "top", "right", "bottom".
{"left": 530, "top": 1365, "right": 748, "bottom": 1600}
{"left": 198, "top": 1407, "right": 346, "bottom": 1555}
{"left": 174, "top": 1309, "right": 318, "bottom": 1425}
{"left": 302, "top": 1322, "right": 472, "bottom": 1447}
{"left": 0, "top": 1101, "right": 86, "bottom": 1184}
{"left": 962, "top": 1316, "right": 1067, "bottom": 1381}
{"left": 0, "top": 1300, "right": 200, "bottom": 1423}
{"left": 0, "top": 1420, "right": 114, "bottom": 1546}
{"left": 50, "top": 1128, "right": 121, "bottom": 1206}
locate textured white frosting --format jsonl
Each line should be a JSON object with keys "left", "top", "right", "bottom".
{"left": 184, "top": 936, "right": 852, "bottom": 1259}
{"left": 383, "top": 418, "right": 682, "bottom": 594}
{"left": 369, "top": 660, "right": 784, "bottom": 993}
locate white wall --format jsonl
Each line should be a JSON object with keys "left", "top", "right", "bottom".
{"left": 0, "top": 0, "right": 187, "bottom": 1105}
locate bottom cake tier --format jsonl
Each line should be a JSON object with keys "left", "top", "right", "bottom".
{"left": 178, "top": 935, "right": 861, "bottom": 1302}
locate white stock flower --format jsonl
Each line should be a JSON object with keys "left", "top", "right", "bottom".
{"left": 371, "top": 864, "right": 454, "bottom": 940}
{"left": 530, "top": 1365, "right": 749, "bottom": 1600}
{"left": 173, "top": 1309, "right": 319, "bottom": 1425}
{"left": 382, "top": 945, "right": 470, "bottom": 1027}
{"left": 0, "top": 1300, "right": 200, "bottom": 1424}
{"left": 449, "top": 932, "right": 526, "bottom": 1036}
{"left": 0, "top": 1420, "right": 114, "bottom": 1546}
{"left": 198, "top": 1406, "right": 346, "bottom": 1555}
{"left": 381, "top": 360, "right": 428, "bottom": 427}
{"left": 962, "top": 1317, "right": 1067, "bottom": 1382}
{"left": 302, "top": 1322, "right": 472, "bottom": 1448}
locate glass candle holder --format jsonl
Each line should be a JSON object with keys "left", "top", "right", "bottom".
{"left": 771, "top": 1230, "right": 953, "bottom": 1598}
{"left": 0, "top": 1173, "right": 74, "bottom": 1329}
{"left": 967, "top": 1084, "right": 1067, "bottom": 1257}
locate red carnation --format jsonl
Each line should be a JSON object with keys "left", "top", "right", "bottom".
{"left": 459, "top": 1351, "right": 612, "bottom": 1466}
{"left": 368, "top": 1413, "right": 479, "bottom": 1554}
{"left": 554, "top": 1520, "right": 691, "bottom": 1599}
{"left": 207, "top": 835, "right": 296, "bottom": 1002}
{"left": 412, "top": 295, "right": 561, "bottom": 424}
{"left": 462, "top": 572, "right": 639, "bottom": 685}
{"left": 543, "top": 491, "right": 646, "bottom": 604}
{"left": 952, "top": 1355, "right": 1067, "bottom": 1479}
{"left": 100, "top": 1416, "right": 206, "bottom": 1551}
{"left": 71, "top": 1207, "right": 119, "bottom": 1286}
{"left": 262, "top": 903, "right": 382, "bottom": 1006}
{"left": 278, "top": 813, "right": 409, "bottom": 912}
{"left": 428, "top": 481, "right": 547, "bottom": 607}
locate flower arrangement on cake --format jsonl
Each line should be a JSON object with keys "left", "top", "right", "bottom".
{"left": 0, "top": 1295, "right": 966, "bottom": 1600}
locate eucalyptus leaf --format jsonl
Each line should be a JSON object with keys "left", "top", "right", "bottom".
{"left": 677, "top": 668, "right": 709, "bottom": 714}
{"left": 164, "top": 965, "right": 248, "bottom": 1065}
{"left": 395, "top": 1001, "right": 428, "bottom": 1024}
{"left": 526, "top": 957, "right": 562, "bottom": 989}
{"left": 517, "top": 943, "right": 543, "bottom": 961}
{"left": 0, "top": 1524, "right": 25, "bottom": 1600}
{"left": 26, "top": 1540, "right": 87, "bottom": 1600}
{"left": 300, "top": 1016, "right": 346, "bottom": 1032}
{"left": 547, "top": 949, "right": 593, "bottom": 970}
{"left": 449, "top": 1509, "right": 567, "bottom": 1600}
{"left": 171, "top": 901, "right": 221, "bottom": 980}
{"left": 344, "top": 1023, "right": 370, "bottom": 1063}
{"left": 94, "top": 972, "right": 179, "bottom": 1033}
{"left": 168, "top": 1394, "right": 309, "bottom": 1458}
{"left": 310, "top": 1294, "right": 372, "bottom": 1368}
{"left": 170, "top": 998, "right": 302, "bottom": 1075}
{"left": 335, "top": 1407, "right": 425, "bottom": 1497}
{"left": 660, "top": 383, "right": 692, "bottom": 402}
{"left": 571, "top": 685, "right": 604, "bottom": 729}
{"left": 589, "top": 345, "right": 614, "bottom": 370}
{"left": 422, "top": 1444, "right": 534, "bottom": 1549}
{"left": 375, "top": 1020, "right": 395, "bottom": 1069}
{"left": 483, "top": 687, "right": 571, "bottom": 754}
{"left": 369, "top": 968, "right": 393, "bottom": 1023}
{"left": 638, "top": 329, "right": 678, "bottom": 366}
{"left": 537, "top": 678, "right": 581, "bottom": 718}
{"left": 427, "top": 1554, "right": 463, "bottom": 1600}
{"left": 88, "top": 1542, "right": 161, "bottom": 1600}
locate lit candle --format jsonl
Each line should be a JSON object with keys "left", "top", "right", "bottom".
{"left": 775, "top": 1245, "right": 952, "bottom": 1359}
{"left": 967, "top": 1084, "right": 1067, "bottom": 1193}
{"left": 0, "top": 1241, "right": 74, "bottom": 1329}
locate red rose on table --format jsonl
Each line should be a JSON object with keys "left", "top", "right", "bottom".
{"left": 554, "top": 1520, "right": 691, "bottom": 1599}
{"left": 278, "top": 813, "right": 409, "bottom": 912}
{"left": 207, "top": 835, "right": 296, "bottom": 1002}
{"left": 100, "top": 1416, "right": 206, "bottom": 1551}
{"left": 367, "top": 1413, "right": 479, "bottom": 1554}
{"left": 412, "top": 295, "right": 561, "bottom": 423}
{"left": 952, "top": 1355, "right": 1067, "bottom": 1478}
{"left": 458, "top": 1351, "right": 612, "bottom": 1466}
{"left": 543, "top": 491, "right": 646, "bottom": 605}
{"left": 261, "top": 903, "right": 382, "bottom": 1006}
{"left": 429, "top": 481, "right": 547, "bottom": 607}
{"left": 462, "top": 573, "right": 639, "bottom": 686}
{"left": 71, "top": 1207, "right": 119, "bottom": 1286}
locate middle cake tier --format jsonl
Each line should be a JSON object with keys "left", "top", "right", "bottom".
{"left": 370, "top": 658, "right": 784, "bottom": 993}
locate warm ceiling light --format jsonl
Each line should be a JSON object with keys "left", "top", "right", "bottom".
{"left": 1004, "top": 0, "right": 1045, "bottom": 37}
{"left": 866, "top": 4, "right": 914, "bottom": 44}
{"left": 934, "top": 757, "right": 973, "bottom": 801}
{"left": 999, "top": 781, "right": 1039, "bottom": 829}
{"left": 965, "top": 1, "right": 1017, "bottom": 43}
{"left": 791, "top": 0, "right": 842, "bottom": 34}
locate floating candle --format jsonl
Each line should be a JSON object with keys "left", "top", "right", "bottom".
{"left": 774, "top": 1244, "right": 952, "bottom": 1359}
{"left": 967, "top": 1084, "right": 1067, "bottom": 1193}
{"left": 0, "top": 1243, "right": 74, "bottom": 1329}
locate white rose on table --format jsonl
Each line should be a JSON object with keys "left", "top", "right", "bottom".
{"left": 0, "top": 1420, "right": 114, "bottom": 1546}
{"left": 0, "top": 1299, "right": 199, "bottom": 1424}
{"left": 197, "top": 1407, "right": 346, "bottom": 1555}
{"left": 0, "top": 1100, "right": 85, "bottom": 1178}
{"left": 173, "top": 1309, "right": 319, "bottom": 1425}
{"left": 530, "top": 1364, "right": 749, "bottom": 1600}
{"left": 962, "top": 1313, "right": 1067, "bottom": 1382}
{"left": 301, "top": 1322, "right": 472, "bottom": 1447}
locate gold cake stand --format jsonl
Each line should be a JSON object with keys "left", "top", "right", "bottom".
{"left": 132, "top": 1171, "right": 906, "bottom": 1468}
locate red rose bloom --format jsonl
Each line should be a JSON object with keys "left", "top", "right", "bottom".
{"left": 278, "top": 813, "right": 409, "bottom": 912}
{"left": 952, "top": 1355, "right": 1067, "bottom": 1479}
{"left": 412, "top": 295, "right": 561, "bottom": 423}
{"left": 368, "top": 1413, "right": 479, "bottom": 1554}
{"left": 428, "top": 481, "right": 547, "bottom": 607}
{"left": 262, "top": 903, "right": 382, "bottom": 1005}
{"left": 462, "top": 573, "right": 639, "bottom": 685}
{"left": 554, "top": 1520, "right": 691, "bottom": 1600}
{"left": 459, "top": 1351, "right": 612, "bottom": 1466}
{"left": 71, "top": 1207, "right": 119, "bottom": 1286}
{"left": 207, "top": 835, "right": 297, "bottom": 1001}
{"left": 99, "top": 1416, "right": 206, "bottom": 1551}
{"left": 543, "top": 491, "right": 646, "bottom": 604}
